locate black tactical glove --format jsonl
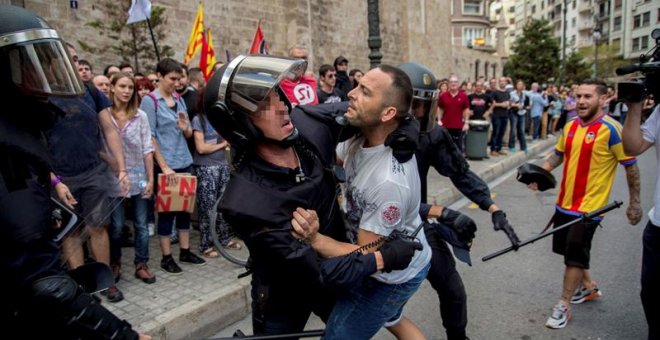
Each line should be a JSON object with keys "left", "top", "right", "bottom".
{"left": 492, "top": 210, "right": 521, "bottom": 250}
{"left": 379, "top": 237, "right": 423, "bottom": 273}
{"left": 439, "top": 207, "right": 476, "bottom": 244}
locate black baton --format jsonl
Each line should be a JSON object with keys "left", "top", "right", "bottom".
{"left": 207, "top": 329, "right": 324, "bottom": 340}
{"left": 482, "top": 201, "right": 623, "bottom": 262}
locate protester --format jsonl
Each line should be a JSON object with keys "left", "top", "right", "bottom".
{"left": 438, "top": 75, "right": 470, "bottom": 152}
{"left": 311, "top": 64, "right": 431, "bottom": 339}
{"left": 529, "top": 79, "right": 641, "bottom": 329}
{"left": 190, "top": 99, "right": 238, "bottom": 257}
{"left": 139, "top": 58, "right": 206, "bottom": 275}
{"left": 107, "top": 72, "right": 156, "bottom": 285}
{"left": 54, "top": 42, "right": 129, "bottom": 303}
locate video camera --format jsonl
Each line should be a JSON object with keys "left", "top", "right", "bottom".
{"left": 616, "top": 28, "right": 660, "bottom": 102}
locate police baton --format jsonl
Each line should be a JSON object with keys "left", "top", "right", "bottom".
{"left": 482, "top": 201, "right": 623, "bottom": 262}
{"left": 207, "top": 329, "right": 324, "bottom": 340}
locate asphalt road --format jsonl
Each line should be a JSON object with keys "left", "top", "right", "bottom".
{"left": 211, "top": 149, "right": 654, "bottom": 340}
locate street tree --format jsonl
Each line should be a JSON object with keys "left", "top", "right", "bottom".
{"left": 563, "top": 51, "right": 592, "bottom": 85}
{"left": 79, "top": 0, "right": 174, "bottom": 73}
{"left": 504, "top": 19, "right": 560, "bottom": 85}
{"left": 578, "top": 44, "right": 629, "bottom": 82}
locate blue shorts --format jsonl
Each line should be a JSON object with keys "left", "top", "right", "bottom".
{"left": 323, "top": 262, "right": 430, "bottom": 339}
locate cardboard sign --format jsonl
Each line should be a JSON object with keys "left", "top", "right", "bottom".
{"left": 156, "top": 173, "right": 197, "bottom": 213}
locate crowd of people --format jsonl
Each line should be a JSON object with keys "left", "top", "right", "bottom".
{"left": 2, "top": 4, "right": 658, "bottom": 339}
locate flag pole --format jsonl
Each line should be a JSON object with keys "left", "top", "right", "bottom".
{"left": 146, "top": 17, "right": 161, "bottom": 62}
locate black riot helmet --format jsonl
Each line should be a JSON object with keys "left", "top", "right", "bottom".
{"left": 398, "top": 62, "right": 439, "bottom": 133}
{"left": 203, "top": 55, "right": 307, "bottom": 150}
{"left": 0, "top": 5, "right": 84, "bottom": 100}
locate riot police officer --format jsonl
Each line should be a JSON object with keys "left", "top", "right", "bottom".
{"left": 203, "top": 55, "right": 422, "bottom": 336}
{"left": 0, "top": 5, "right": 148, "bottom": 339}
{"left": 398, "top": 62, "right": 521, "bottom": 340}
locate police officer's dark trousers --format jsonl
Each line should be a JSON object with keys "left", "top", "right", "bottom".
{"left": 424, "top": 227, "right": 468, "bottom": 340}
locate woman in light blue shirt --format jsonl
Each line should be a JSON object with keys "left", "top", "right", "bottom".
{"left": 139, "top": 58, "right": 206, "bottom": 275}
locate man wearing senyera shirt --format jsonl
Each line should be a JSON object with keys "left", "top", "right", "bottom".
{"left": 438, "top": 75, "right": 469, "bottom": 152}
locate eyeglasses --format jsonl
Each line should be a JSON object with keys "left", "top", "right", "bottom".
{"left": 326, "top": 74, "right": 336, "bottom": 78}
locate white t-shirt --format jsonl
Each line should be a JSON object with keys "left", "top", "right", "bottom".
{"left": 337, "top": 136, "right": 431, "bottom": 284}
{"left": 641, "top": 105, "right": 660, "bottom": 227}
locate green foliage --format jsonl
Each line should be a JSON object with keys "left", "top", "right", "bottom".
{"left": 577, "top": 44, "right": 628, "bottom": 81}
{"left": 78, "top": 0, "right": 173, "bottom": 73}
{"left": 563, "top": 51, "right": 592, "bottom": 86}
{"left": 505, "top": 19, "right": 560, "bottom": 85}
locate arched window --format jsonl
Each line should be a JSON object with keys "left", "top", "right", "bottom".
{"left": 484, "top": 61, "right": 490, "bottom": 79}
{"left": 492, "top": 63, "right": 498, "bottom": 79}
{"left": 474, "top": 59, "right": 480, "bottom": 80}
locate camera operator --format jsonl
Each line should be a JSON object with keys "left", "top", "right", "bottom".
{"left": 0, "top": 5, "right": 149, "bottom": 339}
{"left": 620, "top": 28, "right": 660, "bottom": 340}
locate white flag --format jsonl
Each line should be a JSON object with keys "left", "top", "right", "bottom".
{"left": 127, "top": 0, "right": 152, "bottom": 25}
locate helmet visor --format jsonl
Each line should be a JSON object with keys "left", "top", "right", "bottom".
{"left": 411, "top": 89, "right": 439, "bottom": 133}
{"left": 8, "top": 39, "right": 84, "bottom": 97}
{"left": 228, "top": 55, "right": 306, "bottom": 114}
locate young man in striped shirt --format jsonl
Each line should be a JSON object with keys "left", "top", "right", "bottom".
{"left": 529, "top": 79, "right": 642, "bottom": 329}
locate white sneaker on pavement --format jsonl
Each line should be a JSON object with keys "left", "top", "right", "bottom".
{"left": 545, "top": 302, "right": 571, "bottom": 329}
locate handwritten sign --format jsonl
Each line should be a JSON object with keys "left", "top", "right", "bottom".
{"left": 156, "top": 173, "right": 197, "bottom": 213}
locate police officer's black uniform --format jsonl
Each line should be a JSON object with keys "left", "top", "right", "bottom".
{"left": 0, "top": 5, "right": 140, "bottom": 339}
{"left": 400, "top": 62, "right": 521, "bottom": 340}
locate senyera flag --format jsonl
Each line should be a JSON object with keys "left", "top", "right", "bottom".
{"left": 249, "top": 20, "right": 269, "bottom": 55}
{"left": 200, "top": 29, "right": 217, "bottom": 81}
{"left": 184, "top": 3, "right": 205, "bottom": 64}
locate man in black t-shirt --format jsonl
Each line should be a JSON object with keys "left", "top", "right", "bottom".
{"left": 467, "top": 80, "right": 492, "bottom": 120}
{"left": 317, "top": 64, "right": 348, "bottom": 104}
{"left": 490, "top": 77, "right": 511, "bottom": 156}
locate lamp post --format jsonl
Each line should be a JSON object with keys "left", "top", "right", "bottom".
{"left": 560, "top": 0, "right": 567, "bottom": 84}
{"left": 593, "top": 29, "right": 601, "bottom": 78}
{"left": 367, "top": 0, "right": 383, "bottom": 69}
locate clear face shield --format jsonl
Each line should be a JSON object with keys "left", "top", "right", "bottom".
{"left": 221, "top": 55, "right": 307, "bottom": 114}
{"left": 1, "top": 29, "right": 84, "bottom": 97}
{"left": 411, "top": 88, "right": 439, "bottom": 133}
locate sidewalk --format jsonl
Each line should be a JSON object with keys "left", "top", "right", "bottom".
{"left": 105, "top": 136, "right": 557, "bottom": 340}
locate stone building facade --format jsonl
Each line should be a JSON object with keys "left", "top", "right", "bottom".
{"left": 4, "top": 0, "right": 504, "bottom": 82}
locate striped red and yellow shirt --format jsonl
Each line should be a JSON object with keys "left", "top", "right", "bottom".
{"left": 554, "top": 113, "right": 636, "bottom": 216}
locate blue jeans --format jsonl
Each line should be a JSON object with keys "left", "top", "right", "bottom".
{"left": 490, "top": 116, "right": 508, "bottom": 152}
{"left": 323, "top": 263, "right": 430, "bottom": 339}
{"left": 508, "top": 113, "right": 527, "bottom": 151}
{"left": 531, "top": 116, "right": 541, "bottom": 139}
{"left": 155, "top": 166, "right": 192, "bottom": 236}
{"left": 110, "top": 195, "right": 150, "bottom": 263}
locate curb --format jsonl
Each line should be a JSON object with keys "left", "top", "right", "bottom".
{"left": 430, "top": 137, "right": 557, "bottom": 208}
{"left": 142, "top": 278, "right": 251, "bottom": 340}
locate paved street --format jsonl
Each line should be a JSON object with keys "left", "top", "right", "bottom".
{"left": 212, "top": 148, "right": 653, "bottom": 340}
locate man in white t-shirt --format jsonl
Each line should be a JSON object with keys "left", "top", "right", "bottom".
{"left": 622, "top": 95, "right": 660, "bottom": 340}
{"left": 294, "top": 64, "right": 431, "bottom": 339}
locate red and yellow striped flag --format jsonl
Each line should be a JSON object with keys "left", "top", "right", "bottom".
{"left": 200, "top": 28, "right": 217, "bottom": 80}
{"left": 184, "top": 3, "right": 204, "bottom": 64}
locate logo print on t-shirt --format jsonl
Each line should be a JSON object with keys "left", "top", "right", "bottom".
{"left": 294, "top": 83, "right": 315, "bottom": 105}
{"left": 381, "top": 204, "right": 402, "bottom": 227}
{"left": 585, "top": 131, "right": 595, "bottom": 144}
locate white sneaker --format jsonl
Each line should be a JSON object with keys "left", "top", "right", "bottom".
{"left": 545, "top": 303, "right": 571, "bottom": 329}
{"left": 570, "top": 284, "right": 602, "bottom": 304}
